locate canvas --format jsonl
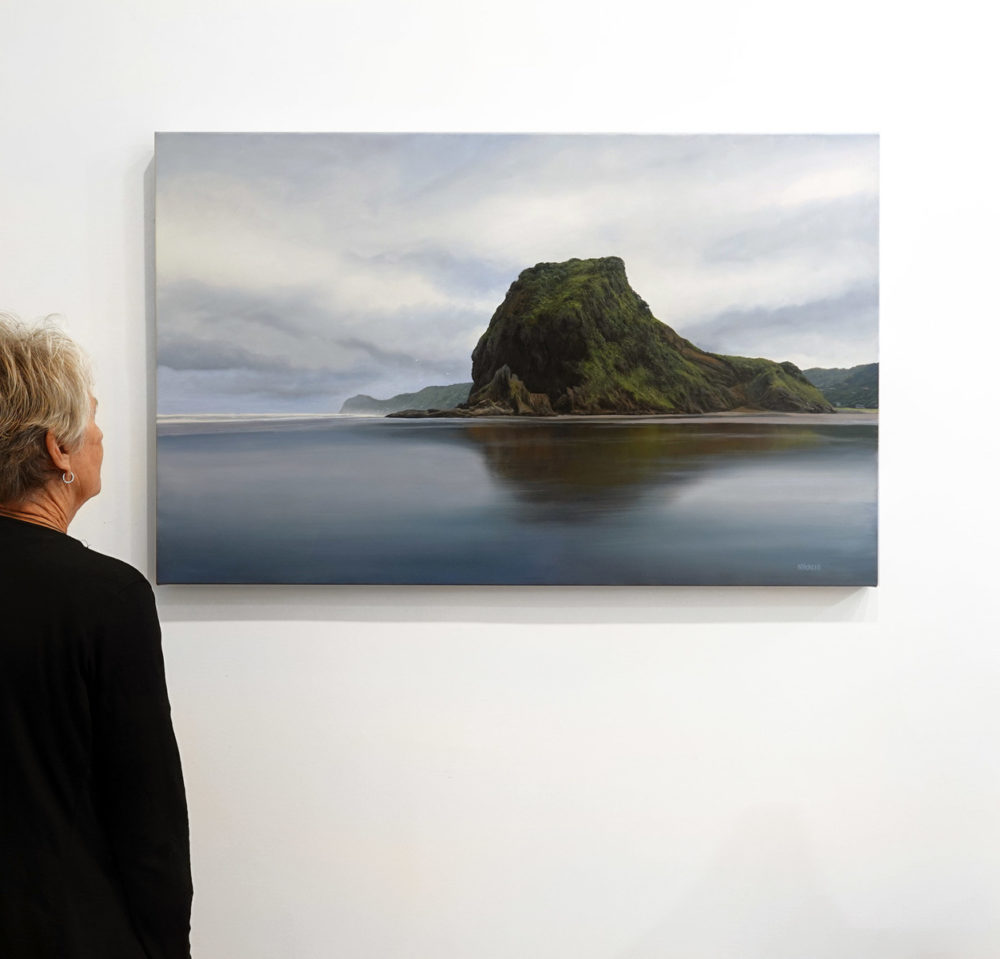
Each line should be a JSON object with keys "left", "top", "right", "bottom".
{"left": 155, "top": 133, "right": 878, "bottom": 585}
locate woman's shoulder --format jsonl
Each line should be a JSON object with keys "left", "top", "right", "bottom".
{"left": 0, "top": 515, "right": 151, "bottom": 601}
{"left": 70, "top": 540, "right": 150, "bottom": 595}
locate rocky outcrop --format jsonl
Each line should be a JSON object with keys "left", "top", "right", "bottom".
{"left": 467, "top": 365, "right": 555, "bottom": 415}
{"left": 391, "top": 256, "right": 834, "bottom": 417}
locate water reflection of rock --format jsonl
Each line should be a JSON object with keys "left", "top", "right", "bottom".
{"left": 457, "top": 422, "right": 821, "bottom": 520}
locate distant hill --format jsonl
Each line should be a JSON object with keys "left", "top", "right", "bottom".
{"left": 803, "top": 363, "right": 878, "bottom": 408}
{"left": 340, "top": 382, "right": 472, "bottom": 414}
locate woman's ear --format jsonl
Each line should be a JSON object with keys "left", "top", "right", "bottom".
{"left": 44, "top": 430, "right": 72, "bottom": 474}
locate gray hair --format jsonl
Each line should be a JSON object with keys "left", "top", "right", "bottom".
{"left": 0, "top": 313, "right": 94, "bottom": 503}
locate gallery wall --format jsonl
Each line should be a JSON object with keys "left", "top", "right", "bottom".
{"left": 3, "top": 1, "right": 998, "bottom": 957}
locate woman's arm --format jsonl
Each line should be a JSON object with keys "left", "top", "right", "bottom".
{"left": 92, "top": 579, "right": 193, "bottom": 959}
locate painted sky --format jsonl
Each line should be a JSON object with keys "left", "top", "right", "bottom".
{"left": 155, "top": 133, "right": 878, "bottom": 414}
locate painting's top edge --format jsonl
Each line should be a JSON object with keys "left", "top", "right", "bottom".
{"left": 153, "top": 130, "right": 880, "bottom": 139}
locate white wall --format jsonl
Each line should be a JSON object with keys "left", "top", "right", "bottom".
{"left": 4, "top": 2, "right": 999, "bottom": 956}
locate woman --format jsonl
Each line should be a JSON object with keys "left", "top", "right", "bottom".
{"left": 0, "top": 314, "right": 192, "bottom": 959}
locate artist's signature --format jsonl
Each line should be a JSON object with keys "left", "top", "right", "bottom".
{"left": 797, "top": 563, "right": 822, "bottom": 572}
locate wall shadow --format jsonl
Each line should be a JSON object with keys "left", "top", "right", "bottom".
{"left": 143, "top": 158, "right": 157, "bottom": 580}
{"left": 154, "top": 582, "right": 876, "bottom": 625}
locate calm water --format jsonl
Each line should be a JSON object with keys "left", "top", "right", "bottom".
{"left": 156, "top": 415, "right": 877, "bottom": 586}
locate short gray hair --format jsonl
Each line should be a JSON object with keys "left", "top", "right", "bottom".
{"left": 0, "top": 313, "right": 93, "bottom": 503}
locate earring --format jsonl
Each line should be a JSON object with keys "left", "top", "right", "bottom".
{"left": 62, "top": 471, "right": 75, "bottom": 484}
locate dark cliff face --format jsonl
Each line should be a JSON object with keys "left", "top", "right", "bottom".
{"left": 468, "top": 256, "right": 833, "bottom": 414}
{"left": 471, "top": 257, "right": 626, "bottom": 400}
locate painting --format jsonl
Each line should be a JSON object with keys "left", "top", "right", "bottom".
{"left": 155, "top": 133, "right": 878, "bottom": 585}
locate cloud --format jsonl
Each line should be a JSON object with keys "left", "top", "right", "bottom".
{"left": 158, "top": 335, "right": 300, "bottom": 373}
{"left": 704, "top": 195, "right": 878, "bottom": 265}
{"left": 156, "top": 279, "right": 482, "bottom": 411}
{"left": 679, "top": 282, "right": 879, "bottom": 369}
{"left": 347, "top": 249, "right": 515, "bottom": 301}
{"left": 157, "top": 366, "right": 355, "bottom": 415}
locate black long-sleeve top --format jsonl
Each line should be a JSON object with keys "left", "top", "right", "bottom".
{"left": 0, "top": 514, "right": 192, "bottom": 958}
